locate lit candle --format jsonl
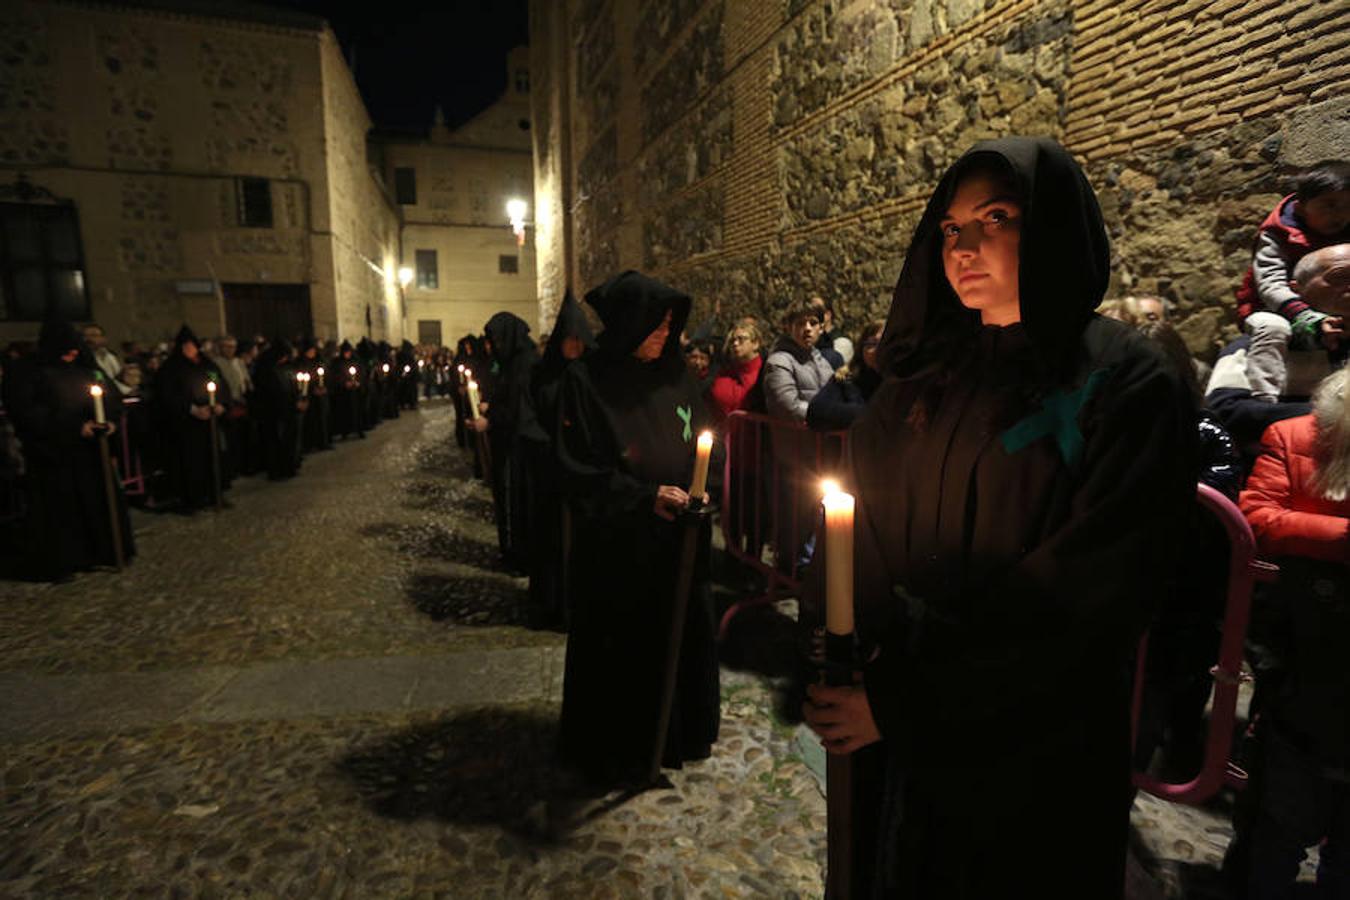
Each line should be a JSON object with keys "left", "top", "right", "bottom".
{"left": 467, "top": 379, "right": 481, "bottom": 419}
{"left": 300, "top": 372, "right": 311, "bottom": 396}
{"left": 689, "top": 430, "right": 713, "bottom": 499}
{"left": 90, "top": 384, "right": 106, "bottom": 425}
{"left": 457, "top": 364, "right": 466, "bottom": 385}
{"left": 382, "top": 363, "right": 390, "bottom": 375}
{"left": 821, "top": 480, "right": 855, "bottom": 636}
{"left": 317, "top": 366, "right": 326, "bottom": 388}
{"left": 348, "top": 365, "right": 357, "bottom": 381}
{"left": 206, "top": 380, "right": 217, "bottom": 409}
{"left": 403, "top": 365, "right": 411, "bottom": 374}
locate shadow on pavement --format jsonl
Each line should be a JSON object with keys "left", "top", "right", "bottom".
{"left": 337, "top": 709, "right": 604, "bottom": 846}
{"left": 405, "top": 572, "right": 530, "bottom": 626}
{"left": 717, "top": 601, "right": 813, "bottom": 728}
{"left": 402, "top": 480, "right": 495, "bottom": 522}
{"left": 360, "top": 522, "right": 500, "bottom": 569}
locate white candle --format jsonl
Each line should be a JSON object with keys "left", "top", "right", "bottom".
{"left": 382, "top": 363, "right": 390, "bottom": 375}
{"left": 297, "top": 372, "right": 309, "bottom": 396}
{"left": 317, "top": 366, "right": 326, "bottom": 388}
{"left": 457, "top": 364, "right": 466, "bottom": 386}
{"left": 467, "top": 379, "right": 481, "bottom": 419}
{"left": 689, "top": 430, "right": 713, "bottom": 498}
{"left": 90, "top": 384, "right": 106, "bottom": 425}
{"left": 348, "top": 365, "right": 357, "bottom": 381}
{"left": 206, "top": 380, "right": 217, "bottom": 409}
{"left": 821, "top": 480, "right": 855, "bottom": 636}
{"left": 403, "top": 365, "right": 411, "bottom": 374}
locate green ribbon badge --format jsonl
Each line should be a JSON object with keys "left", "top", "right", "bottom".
{"left": 1000, "top": 368, "right": 1112, "bottom": 467}
{"left": 676, "top": 404, "right": 693, "bottom": 442}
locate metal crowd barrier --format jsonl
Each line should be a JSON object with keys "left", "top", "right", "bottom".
{"left": 1130, "top": 483, "right": 1276, "bottom": 805}
{"left": 717, "top": 409, "right": 848, "bottom": 637}
{"left": 117, "top": 396, "right": 148, "bottom": 498}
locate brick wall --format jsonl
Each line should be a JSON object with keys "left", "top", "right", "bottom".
{"left": 530, "top": 0, "right": 1349, "bottom": 356}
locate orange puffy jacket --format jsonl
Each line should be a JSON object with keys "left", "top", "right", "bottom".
{"left": 1240, "top": 413, "right": 1350, "bottom": 563}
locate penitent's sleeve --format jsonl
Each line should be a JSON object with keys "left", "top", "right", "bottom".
{"left": 554, "top": 366, "right": 657, "bottom": 520}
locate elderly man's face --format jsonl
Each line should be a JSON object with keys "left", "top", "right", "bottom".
{"left": 1138, "top": 298, "right": 1166, "bottom": 323}
{"left": 82, "top": 326, "right": 105, "bottom": 350}
{"left": 220, "top": 340, "right": 237, "bottom": 358}
{"left": 1295, "top": 245, "right": 1350, "bottom": 316}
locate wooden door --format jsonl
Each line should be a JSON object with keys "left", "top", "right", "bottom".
{"left": 223, "top": 283, "right": 313, "bottom": 341}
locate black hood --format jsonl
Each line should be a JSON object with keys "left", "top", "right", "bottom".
{"left": 484, "top": 312, "right": 535, "bottom": 365}
{"left": 585, "top": 271, "right": 690, "bottom": 362}
{"left": 878, "top": 137, "right": 1110, "bottom": 378}
{"left": 539, "top": 290, "right": 597, "bottom": 373}
{"left": 339, "top": 340, "right": 353, "bottom": 354}
{"left": 356, "top": 338, "right": 375, "bottom": 360}
{"left": 174, "top": 324, "right": 200, "bottom": 349}
{"left": 38, "top": 314, "right": 84, "bottom": 363}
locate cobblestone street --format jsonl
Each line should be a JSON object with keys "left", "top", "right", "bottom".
{"left": 0, "top": 402, "right": 1273, "bottom": 898}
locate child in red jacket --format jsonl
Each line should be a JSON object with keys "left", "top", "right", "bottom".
{"left": 1238, "top": 161, "right": 1350, "bottom": 402}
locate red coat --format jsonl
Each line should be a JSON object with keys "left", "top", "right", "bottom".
{"left": 707, "top": 354, "right": 762, "bottom": 424}
{"left": 1240, "top": 413, "right": 1350, "bottom": 563}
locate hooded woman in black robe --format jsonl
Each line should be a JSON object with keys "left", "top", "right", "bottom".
{"left": 479, "top": 312, "right": 541, "bottom": 571}
{"left": 8, "top": 316, "right": 136, "bottom": 579}
{"left": 153, "top": 325, "right": 228, "bottom": 512}
{"left": 296, "top": 338, "right": 331, "bottom": 452}
{"left": 802, "top": 138, "right": 1197, "bottom": 897}
{"left": 328, "top": 340, "right": 364, "bottom": 440}
{"left": 526, "top": 291, "right": 596, "bottom": 626}
{"left": 356, "top": 338, "right": 380, "bottom": 431}
{"left": 253, "top": 339, "right": 304, "bottom": 480}
{"left": 396, "top": 339, "right": 419, "bottom": 410}
{"left": 555, "top": 271, "right": 722, "bottom": 785}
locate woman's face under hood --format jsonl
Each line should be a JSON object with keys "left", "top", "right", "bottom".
{"left": 940, "top": 170, "right": 1023, "bottom": 327}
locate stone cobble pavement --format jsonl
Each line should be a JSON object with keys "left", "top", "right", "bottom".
{"left": 0, "top": 401, "right": 1290, "bottom": 897}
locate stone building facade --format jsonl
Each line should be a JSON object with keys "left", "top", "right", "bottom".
{"left": 529, "top": 0, "right": 1349, "bottom": 357}
{"left": 0, "top": 0, "right": 403, "bottom": 347}
{"left": 375, "top": 47, "right": 539, "bottom": 346}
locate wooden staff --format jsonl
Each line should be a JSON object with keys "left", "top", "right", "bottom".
{"left": 96, "top": 429, "right": 126, "bottom": 570}
{"left": 649, "top": 431, "right": 715, "bottom": 784}
{"left": 207, "top": 381, "right": 222, "bottom": 509}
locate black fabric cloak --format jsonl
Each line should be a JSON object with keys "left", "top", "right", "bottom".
{"left": 296, "top": 343, "right": 331, "bottom": 452}
{"left": 153, "top": 326, "right": 227, "bottom": 511}
{"left": 253, "top": 341, "right": 302, "bottom": 480}
{"left": 8, "top": 317, "right": 136, "bottom": 578}
{"left": 396, "top": 340, "right": 419, "bottom": 410}
{"left": 483, "top": 311, "right": 541, "bottom": 571}
{"left": 844, "top": 138, "right": 1197, "bottom": 897}
{"left": 328, "top": 342, "right": 365, "bottom": 439}
{"left": 357, "top": 339, "right": 381, "bottom": 431}
{"left": 526, "top": 291, "right": 596, "bottom": 625}
{"left": 555, "top": 271, "right": 721, "bottom": 784}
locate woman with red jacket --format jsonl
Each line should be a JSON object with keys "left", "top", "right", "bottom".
{"left": 706, "top": 317, "right": 764, "bottom": 425}
{"left": 1234, "top": 368, "right": 1350, "bottom": 897}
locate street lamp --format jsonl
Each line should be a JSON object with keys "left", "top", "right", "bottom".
{"left": 506, "top": 198, "right": 529, "bottom": 247}
{"left": 398, "top": 266, "right": 414, "bottom": 289}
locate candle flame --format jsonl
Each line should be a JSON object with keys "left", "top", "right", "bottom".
{"left": 821, "top": 478, "right": 841, "bottom": 497}
{"left": 348, "top": 366, "right": 357, "bottom": 375}
{"left": 90, "top": 384, "right": 103, "bottom": 397}
{"left": 697, "top": 430, "right": 714, "bottom": 447}
{"left": 207, "top": 381, "right": 216, "bottom": 392}
{"left": 468, "top": 380, "right": 478, "bottom": 390}
{"left": 317, "top": 367, "right": 325, "bottom": 375}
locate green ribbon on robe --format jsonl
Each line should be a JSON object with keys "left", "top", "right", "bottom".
{"left": 676, "top": 404, "right": 692, "bottom": 442}
{"left": 1000, "top": 367, "right": 1113, "bottom": 467}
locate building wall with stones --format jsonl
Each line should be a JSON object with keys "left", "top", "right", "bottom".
{"left": 376, "top": 58, "right": 538, "bottom": 345}
{"left": 529, "top": 0, "right": 1349, "bottom": 357}
{"left": 0, "top": 0, "right": 401, "bottom": 346}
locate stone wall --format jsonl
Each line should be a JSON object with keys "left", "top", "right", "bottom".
{"left": 0, "top": 1, "right": 397, "bottom": 346}
{"left": 530, "top": 0, "right": 1350, "bottom": 355}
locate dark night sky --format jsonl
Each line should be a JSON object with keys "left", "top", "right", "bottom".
{"left": 258, "top": 0, "right": 529, "bottom": 135}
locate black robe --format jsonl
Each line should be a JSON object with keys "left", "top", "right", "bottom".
{"left": 555, "top": 271, "right": 721, "bottom": 784}
{"left": 844, "top": 138, "right": 1197, "bottom": 898}
{"left": 8, "top": 330, "right": 136, "bottom": 578}
{"left": 253, "top": 350, "right": 302, "bottom": 480}
{"left": 527, "top": 291, "right": 596, "bottom": 626}
{"left": 328, "top": 344, "right": 365, "bottom": 439}
{"left": 484, "top": 312, "right": 541, "bottom": 571}
{"left": 297, "top": 349, "right": 331, "bottom": 452}
{"left": 154, "top": 341, "right": 226, "bottom": 511}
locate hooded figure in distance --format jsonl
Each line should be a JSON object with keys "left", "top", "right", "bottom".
{"left": 480, "top": 311, "right": 540, "bottom": 571}
{"left": 801, "top": 138, "right": 1197, "bottom": 898}
{"left": 153, "top": 324, "right": 228, "bottom": 511}
{"left": 554, "top": 271, "right": 722, "bottom": 785}
{"left": 526, "top": 290, "right": 596, "bottom": 626}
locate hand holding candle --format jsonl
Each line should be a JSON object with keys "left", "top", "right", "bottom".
{"left": 467, "top": 379, "right": 481, "bottom": 419}
{"left": 90, "top": 384, "right": 106, "bottom": 425}
{"left": 206, "top": 380, "right": 217, "bottom": 412}
{"left": 821, "top": 480, "right": 855, "bottom": 636}
{"left": 689, "top": 430, "right": 714, "bottom": 501}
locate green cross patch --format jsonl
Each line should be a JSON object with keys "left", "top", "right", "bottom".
{"left": 676, "top": 404, "right": 692, "bottom": 442}
{"left": 1000, "top": 368, "right": 1112, "bottom": 467}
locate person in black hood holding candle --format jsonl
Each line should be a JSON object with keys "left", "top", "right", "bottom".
{"left": 328, "top": 340, "right": 363, "bottom": 440}
{"left": 8, "top": 315, "right": 136, "bottom": 580}
{"left": 801, "top": 138, "right": 1196, "bottom": 897}
{"left": 554, "top": 271, "right": 722, "bottom": 786}
{"left": 478, "top": 311, "right": 541, "bottom": 572}
{"left": 526, "top": 290, "right": 595, "bottom": 626}
{"left": 154, "top": 324, "right": 228, "bottom": 513}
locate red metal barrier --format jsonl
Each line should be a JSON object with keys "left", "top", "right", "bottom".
{"left": 718, "top": 410, "right": 847, "bottom": 637}
{"left": 1131, "top": 483, "right": 1277, "bottom": 805}
{"left": 117, "top": 397, "right": 147, "bottom": 498}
